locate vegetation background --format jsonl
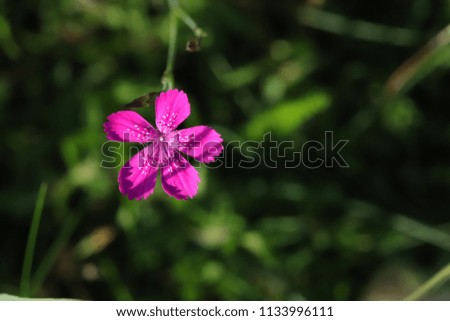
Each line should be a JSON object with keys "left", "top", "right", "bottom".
{"left": 1, "top": 0, "right": 449, "bottom": 300}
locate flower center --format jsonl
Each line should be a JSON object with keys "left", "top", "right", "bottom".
{"left": 152, "top": 132, "right": 177, "bottom": 166}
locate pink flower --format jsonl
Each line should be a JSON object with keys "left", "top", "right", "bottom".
{"left": 104, "top": 89, "right": 223, "bottom": 200}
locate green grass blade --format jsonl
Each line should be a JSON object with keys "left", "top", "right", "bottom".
{"left": 391, "top": 215, "right": 450, "bottom": 252}
{"left": 20, "top": 182, "right": 48, "bottom": 297}
{"left": 404, "top": 263, "right": 450, "bottom": 300}
{"left": 386, "top": 24, "right": 450, "bottom": 95}
{"left": 31, "top": 213, "right": 81, "bottom": 296}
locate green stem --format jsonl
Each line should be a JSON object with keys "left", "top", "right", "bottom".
{"left": 171, "top": 1, "right": 206, "bottom": 38}
{"left": 20, "top": 182, "right": 48, "bottom": 297}
{"left": 404, "top": 263, "right": 450, "bottom": 300}
{"left": 162, "top": 0, "right": 179, "bottom": 90}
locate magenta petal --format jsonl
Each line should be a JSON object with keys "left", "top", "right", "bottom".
{"left": 161, "top": 153, "right": 200, "bottom": 200}
{"left": 118, "top": 145, "right": 159, "bottom": 200}
{"left": 104, "top": 111, "right": 158, "bottom": 143}
{"left": 175, "top": 126, "right": 223, "bottom": 163}
{"left": 155, "top": 89, "right": 190, "bottom": 133}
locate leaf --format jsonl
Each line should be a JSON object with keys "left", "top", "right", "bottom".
{"left": 245, "top": 91, "right": 331, "bottom": 139}
{"left": 123, "top": 92, "right": 159, "bottom": 108}
{"left": 0, "top": 294, "right": 24, "bottom": 301}
{"left": 0, "top": 294, "right": 74, "bottom": 301}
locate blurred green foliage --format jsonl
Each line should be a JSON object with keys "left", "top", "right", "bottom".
{"left": 1, "top": 0, "right": 450, "bottom": 300}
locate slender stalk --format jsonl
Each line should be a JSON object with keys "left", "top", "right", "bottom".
{"left": 172, "top": 1, "right": 207, "bottom": 38}
{"left": 391, "top": 215, "right": 450, "bottom": 251}
{"left": 20, "top": 182, "right": 48, "bottom": 297}
{"left": 162, "top": 0, "right": 179, "bottom": 90}
{"left": 404, "top": 263, "right": 450, "bottom": 301}
{"left": 386, "top": 24, "right": 450, "bottom": 95}
{"left": 31, "top": 212, "right": 81, "bottom": 296}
